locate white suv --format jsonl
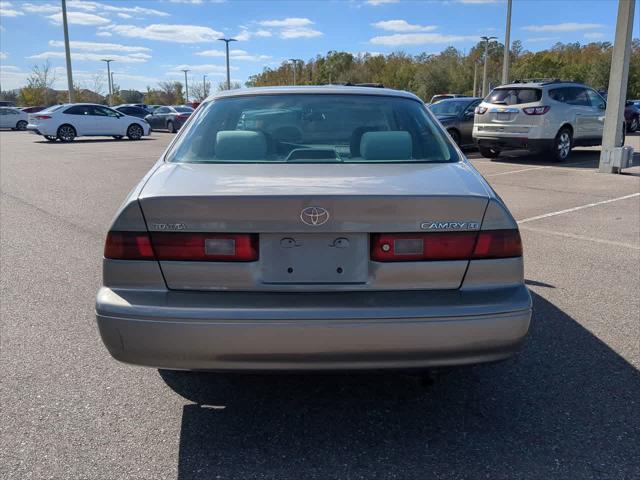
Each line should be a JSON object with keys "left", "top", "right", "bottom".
{"left": 473, "top": 81, "right": 608, "bottom": 161}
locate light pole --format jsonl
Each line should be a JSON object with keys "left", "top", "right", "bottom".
{"left": 218, "top": 38, "right": 237, "bottom": 90}
{"left": 181, "top": 69, "right": 190, "bottom": 104}
{"left": 61, "top": 0, "right": 74, "bottom": 102}
{"left": 101, "top": 59, "right": 113, "bottom": 105}
{"left": 111, "top": 71, "right": 115, "bottom": 94}
{"left": 289, "top": 59, "right": 302, "bottom": 85}
{"left": 203, "top": 74, "right": 208, "bottom": 98}
{"left": 480, "top": 36, "right": 497, "bottom": 97}
{"left": 502, "top": 0, "right": 512, "bottom": 85}
{"left": 473, "top": 61, "right": 478, "bottom": 96}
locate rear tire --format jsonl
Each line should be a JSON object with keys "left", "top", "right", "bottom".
{"left": 167, "top": 121, "right": 176, "bottom": 134}
{"left": 628, "top": 116, "right": 638, "bottom": 133}
{"left": 127, "top": 124, "right": 143, "bottom": 140}
{"left": 551, "top": 128, "right": 572, "bottom": 162}
{"left": 57, "top": 124, "right": 76, "bottom": 142}
{"left": 447, "top": 129, "right": 461, "bottom": 146}
{"left": 478, "top": 146, "right": 501, "bottom": 159}
{"left": 16, "top": 120, "right": 28, "bottom": 131}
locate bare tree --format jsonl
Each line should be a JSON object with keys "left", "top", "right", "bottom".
{"left": 91, "top": 71, "right": 106, "bottom": 97}
{"left": 190, "top": 80, "right": 211, "bottom": 102}
{"left": 19, "top": 60, "right": 57, "bottom": 106}
{"left": 216, "top": 80, "right": 241, "bottom": 92}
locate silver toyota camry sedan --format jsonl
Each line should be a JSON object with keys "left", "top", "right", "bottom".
{"left": 96, "top": 86, "right": 531, "bottom": 371}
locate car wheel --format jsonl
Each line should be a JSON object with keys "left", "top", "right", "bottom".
{"left": 44, "top": 135, "right": 57, "bottom": 142}
{"left": 127, "top": 124, "right": 143, "bottom": 140}
{"left": 113, "top": 135, "right": 124, "bottom": 140}
{"left": 167, "top": 121, "right": 176, "bottom": 134}
{"left": 478, "top": 146, "right": 501, "bottom": 159}
{"left": 629, "top": 116, "right": 639, "bottom": 133}
{"left": 16, "top": 120, "right": 28, "bottom": 131}
{"left": 57, "top": 124, "right": 76, "bottom": 142}
{"left": 447, "top": 129, "right": 461, "bottom": 146}
{"left": 552, "top": 128, "right": 572, "bottom": 162}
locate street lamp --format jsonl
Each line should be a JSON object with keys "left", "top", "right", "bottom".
{"left": 203, "top": 74, "right": 208, "bottom": 98}
{"left": 218, "top": 38, "right": 237, "bottom": 90}
{"left": 181, "top": 69, "right": 190, "bottom": 104}
{"left": 61, "top": 0, "right": 74, "bottom": 103}
{"left": 288, "top": 59, "right": 302, "bottom": 85}
{"left": 101, "top": 59, "right": 114, "bottom": 105}
{"left": 502, "top": 0, "right": 512, "bottom": 85}
{"left": 480, "top": 36, "right": 497, "bottom": 97}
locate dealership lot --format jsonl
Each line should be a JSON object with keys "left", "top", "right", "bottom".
{"left": 1, "top": 131, "right": 639, "bottom": 479}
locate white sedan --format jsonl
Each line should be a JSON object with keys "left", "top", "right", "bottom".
{"left": 27, "top": 103, "right": 150, "bottom": 142}
{"left": 0, "top": 106, "right": 29, "bottom": 130}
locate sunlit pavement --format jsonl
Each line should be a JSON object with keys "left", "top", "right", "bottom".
{"left": 1, "top": 130, "right": 638, "bottom": 479}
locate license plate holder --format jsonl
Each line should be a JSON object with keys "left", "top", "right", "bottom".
{"left": 260, "top": 233, "right": 368, "bottom": 284}
{"left": 497, "top": 112, "right": 511, "bottom": 121}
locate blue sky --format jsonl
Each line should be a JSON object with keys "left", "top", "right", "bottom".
{"left": 0, "top": 0, "right": 636, "bottom": 93}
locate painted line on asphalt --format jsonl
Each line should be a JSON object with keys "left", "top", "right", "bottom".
{"left": 519, "top": 225, "right": 640, "bottom": 251}
{"left": 517, "top": 193, "right": 640, "bottom": 224}
{"left": 485, "top": 166, "right": 548, "bottom": 177}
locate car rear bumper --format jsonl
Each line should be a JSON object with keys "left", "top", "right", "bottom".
{"left": 474, "top": 135, "right": 552, "bottom": 152}
{"left": 95, "top": 285, "right": 532, "bottom": 371}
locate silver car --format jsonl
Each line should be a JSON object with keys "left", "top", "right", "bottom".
{"left": 96, "top": 86, "right": 531, "bottom": 371}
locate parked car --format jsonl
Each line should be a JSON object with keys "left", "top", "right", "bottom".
{"left": 115, "top": 105, "right": 150, "bottom": 119}
{"left": 473, "top": 80, "right": 613, "bottom": 161}
{"left": 21, "top": 106, "right": 46, "bottom": 114}
{"left": 26, "top": 103, "right": 150, "bottom": 142}
{"left": 429, "top": 97, "right": 482, "bottom": 147}
{"left": 146, "top": 104, "right": 162, "bottom": 113}
{"left": 0, "top": 106, "right": 29, "bottom": 130}
{"left": 0, "top": 100, "right": 16, "bottom": 107}
{"left": 145, "top": 105, "right": 194, "bottom": 133}
{"left": 429, "top": 94, "right": 468, "bottom": 105}
{"left": 599, "top": 93, "right": 640, "bottom": 133}
{"left": 96, "top": 85, "right": 531, "bottom": 372}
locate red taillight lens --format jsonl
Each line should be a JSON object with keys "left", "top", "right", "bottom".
{"left": 371, "top": 229, "right": 522, "bottom": 262}
{"left": 177, "top": 114, "right": 190, "bottom": 119}
{"left": 35, "top": 115, "right": 51, "bottom": 120}
{"left": 150, "top": 233, "right": 258, "bottom": 261}
{"left": 472, "top": 229, "right": 522, "bottom": 259}
{"left": 522, "top": 106, "right": 550, "bottom": 115}
{"left": 104, "top": 231, "right": 155, "bottom": 260}
{"left": 475, "top": 106, "right": 487, "bottom": 114}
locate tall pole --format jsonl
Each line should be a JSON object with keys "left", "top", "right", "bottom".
{"left": 181, "top": 69, "right": 190, "bottom": 103}
{"left": 481, "top": 36, "right": 497, "bottom": 97}
{"left": 101, "top": 59, "right": 113, "bottom": 105}
{"left": 61, "top": 0, "right": 74, "bottom": 102}
{"left": 599, "top": 0, "right": 635, "bottom": 173}
{"left": 473, "top": 61, "right": 478, "bottom": 97}
{"left": 203, "top": 74, "right": 207, "bottom": 98}
{"left": 289, "top": 59, "right": 301, "bottom": 86}
{"left": 502, "top": 0, "right": 512, "bottom": 85}
{"left": 218, "top": 38, "right": 237, "bottom": 90}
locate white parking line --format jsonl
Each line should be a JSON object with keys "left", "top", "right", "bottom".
{"left": 517, "top": 193, "right": 640, "bottom": 224}
{"left": 486, "top": 166, "right": 548, "bottom": 177}
{"left": 520, "top": 225, "right": 640, "bottom": 250}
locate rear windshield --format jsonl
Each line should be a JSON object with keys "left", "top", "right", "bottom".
{"left": 40, "top": 104, "right": 65, "bottom": 113}
{"left": 166, "top": 94, "right": 457, "bottom": 164}
{"left": 429, "top": 100, "right": 469, "bottom": 116}
{"left": 174, "top": 107, "right": 193, "bottom": 113}
{"left": 485, "top": 88, "right": 542, "bottom": 105}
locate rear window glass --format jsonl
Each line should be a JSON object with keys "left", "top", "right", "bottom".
{"left": 174, "top": 107, "right": 193, "bottom": 113}
{"left": 429, "top": 100, "right": 470, "bottom": 116}
{"left": 485, "top": 88, "right": 542, "bottom": 105}
{"left": 166, "top": 94, "right": 458, "bottom": 164}
{"left": 40, "top": 105, "right": 65, "bottom": 113}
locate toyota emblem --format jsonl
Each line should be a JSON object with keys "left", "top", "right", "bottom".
{"left": 300, "top": 207, "right": 330, "bottom": 226}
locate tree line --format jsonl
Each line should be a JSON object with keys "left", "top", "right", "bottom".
{"left": 246, "top": 40, "right": 640, "bottom": 100}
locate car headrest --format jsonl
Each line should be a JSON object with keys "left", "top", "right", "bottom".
{"left": 215, "top": 130, "right": 267, "bottom": 160}
{"left": 360, "top": 131, "right": 412, "bottom": 160}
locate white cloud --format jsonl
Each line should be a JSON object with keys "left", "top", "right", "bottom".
{"left": 66, "top": 1, "right": 169, "bottom": 16}
{"left": 584, "top": 32, "right": 606, "bottom": 40}
{"left": 365, "top": 0, "right": 399, "bottom": 5}
{"left": 525, "top": 37, "right": 560, "bottom": 43}
{"left": 280, "top": 27, "right": 323, "bottom": 39}
{"left": 259, "top": 17, "right": 313, "bottom": 28}
{"left": 109, "top": 24, "right": 223, "bottom": 43}
{"left": 370, "top": 32, "right": 478, "bottom": 46}
{"left": 0, "top": 1, "right": 23, "bottom": 16}
{"left": 29, "top": 51, "right": 151, "bottom": 63}
{"left": 522, "top": 22, "right": 603, "bottom": 32}
{"left": 166, "top": 64, "right": 237, "bottom": 76}
{"left": 118, "top": 13, "right": 132, "bottom": 19}
{"left": 22, "top": 3, "right": 59, "bottom": 13}
{"left": 47, "top": 11, "right": 110, "bottom": 25}
{"left": 96, "top": 31, "right": 112, "bottom": 37}
{"left": 195, "top": 49, "right": 271, "bottom": 61}
{"left": 455, "top": 0, "right": 501, "bottom": 3}
{"left": 0, "top": 64, "right": 29, "bottom": 90}
{"left": 48, "top": 40, "right": 151, "bottom": 53}
{"left": 235, "top": 28, "right": 272, "bottom": 41}
{"left": 372, "top": 20, "right": 437, "bottom": 32}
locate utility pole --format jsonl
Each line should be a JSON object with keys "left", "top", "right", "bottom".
{"left": 101, "top": 59, "right": 113, "bottom": 105}
{"left": 218, "top": 38, "right": 237, "bottom": 90}
{"left": 599, "top": 0, "right": 635, "bottom": 173}
{"left": 111, "top": 72, "right": 115, "bottom": 97}
{"left": 203, "top": 74, "right": 208, "bottom": 98}
{"left": 502, "top": 0, "right": 512, "bottom": 85}
{"left": 181, "top": 69, "right": 190, "bottom": 103}
{"left": 289, "top": 59, "right": 302, "bottom": 85}
{"left": 473, "top": 61, "right": 478, "bottom": 97}
{"left": 61, "top": 0, "right": 74, "bottom": 102}
{"left": 481, "top": 36, "right": 497, "bottom": 97}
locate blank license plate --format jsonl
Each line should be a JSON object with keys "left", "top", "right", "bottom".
{"left": 497, "top": 112, "right": 511, "bottom": 120}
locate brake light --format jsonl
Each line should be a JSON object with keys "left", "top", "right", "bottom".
{"left": 370, "top": 229, "right": 521, "bottom": 262}
{"left": 35, "top": 115, "right": 51, "bottom": 120}
{"left": 104, "top": 231, "right": 155, "bottom": 260}
{"left": 475, "top": 106, "right": 487, "bottom": 114}
{"left": 522, "top": 106, "right": 550, "bottom": 115}
{"left": 150, "top": 233, "right": 258, "bottom": 261}
{"left": 176, "top": 114, "right": 190, "bottom": 119}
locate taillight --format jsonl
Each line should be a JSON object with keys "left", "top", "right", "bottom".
{"left": 522, "top": 106, "right": 550, "bottom": 115}
{"left": 475, "top": 106, "right": 487, "bottom": 114}
{"left": 150, "top": 233, "right": 258, "bottom": 261}
{"left": 177, "top": 114, "right": 190, "bottom": 119}
{"left": 370, "top": 229, "right": 521, "bottom": 262}
{"left": 35, "top": 115, "right": 51, "bottom": 120}
{"left": 104, "top": 231, "right": 155, "bottom": 260}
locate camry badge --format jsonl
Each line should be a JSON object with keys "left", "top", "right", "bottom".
{"left": 300, "top": 207, "right": 330, "bottom": 226}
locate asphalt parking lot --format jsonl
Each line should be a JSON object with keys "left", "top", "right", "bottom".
{"left": 1, "top": 130, "right": 639, "bottom": 480}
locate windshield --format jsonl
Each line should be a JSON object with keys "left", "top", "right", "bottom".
{"left": 429, "top": 100, "right": 469, "bottom": 116}
{"left": 167, "top": 94, "right": 457, "bottom": 164}
{"left": 485, "top": 88, "right": 542, "bottom": 105}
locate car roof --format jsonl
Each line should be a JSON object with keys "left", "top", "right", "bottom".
{"left": 497, "top": 81, "right": 587, "bottom": 89}
{"left": 209, "top": 85, "right": 422, "bottom": 103}
{"left": 434, "top": 97, "right": 482, "bottom": 103}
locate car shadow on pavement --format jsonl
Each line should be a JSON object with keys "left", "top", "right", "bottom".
{"left": 34, "top": 138, "right": 156, "bottom": 144}
{"left": 160, "top": 292, "right": 640, "bottom": 480}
